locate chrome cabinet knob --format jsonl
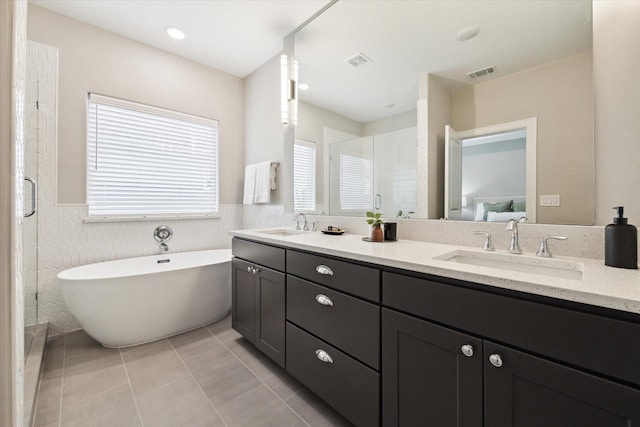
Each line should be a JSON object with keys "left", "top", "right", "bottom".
{"left": 489, "top": 353, "right": 503, "bottom": 368}
{"left": 315, "top": 265, "right": 334, "bottom": 276}
{"left": 461, "top": 344, "right": 474, "bottom": 357}
{"left": 315, "top": 349, "right": 334, "bottom": 364}
{"left": 315, "top": 294, "right": 334, "bottom": 306}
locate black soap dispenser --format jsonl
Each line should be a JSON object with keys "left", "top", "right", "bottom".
{"left": 605, "top": 206, "right": 638, "bottom": 269}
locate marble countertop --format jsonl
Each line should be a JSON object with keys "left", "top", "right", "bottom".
{"left": 230, "top": 228, "right": 640, "bottom": 315}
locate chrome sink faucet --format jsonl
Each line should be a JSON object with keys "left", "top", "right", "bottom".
{"left": 505, "top": 219, "right": 522, "bottom": 254}
{"left": 294, "top": 212, "right": 309, "bottom": 231}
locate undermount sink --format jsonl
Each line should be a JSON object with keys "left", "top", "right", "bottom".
{"left": 254, "top": 228, "right": 307, "bottom": 237}
{"left": 435, "top": 250, "right": 584, "bottom": 280}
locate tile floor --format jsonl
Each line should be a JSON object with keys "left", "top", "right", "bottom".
{"left": 33, "top": 315, "right": 353, "bottom": 426}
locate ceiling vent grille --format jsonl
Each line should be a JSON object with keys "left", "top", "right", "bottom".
{"left": 346, "top": 52, "right": 373, "bottom": 68}
{"left": 466, "top": 65, "right": 496, "bottom": 79}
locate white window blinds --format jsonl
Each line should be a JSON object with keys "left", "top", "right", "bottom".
{"left": 293, "top": 139, "right": 316, "bottom": 212}
{"left": 339, "top": 152, "right": 373, "bottom": 211}
{"left": 87, "top": 93, "right": 219, "bottom": 218}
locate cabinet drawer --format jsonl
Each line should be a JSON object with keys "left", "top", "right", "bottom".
{"left": 286, "top": 322, "right": 380, "bottom": 427}
{"left": 287, "top": 276, "right": 380, "bottom": 369}
{"left": 383, "top": 271, "right": 640, "bottom": 387}
{"left": 287, "top": 250, "right": 380, "bottom": 302}
{"left": 232, "top": 238, "right": 285, "bottom": 271}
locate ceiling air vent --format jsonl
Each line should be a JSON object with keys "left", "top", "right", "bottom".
{"left": 346, "top": 52, "right": 373, "bottom": 68}
{"left": 466, "top": 65, "right": 496, "bottom": 80}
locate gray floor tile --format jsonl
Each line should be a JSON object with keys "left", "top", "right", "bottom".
{"left": 169, "top": 327, "right": 218, "bottom": 360}
{"left": 261, "top": 369, "right": 304, "bottom": 401}
{"left": 64, "top": 329, "right": 117, "bottom": 361}
{"left": 225, "top": 335, "right": 276, "bottom": 378}
{"left": 206, "top": 314, "right": 231, "bottom": 337}
{"left": 33, "top": 374, "right": 62, "bottom": 427}
{"left": 217, "top": 384, "right": 307, "bottom": 427}
{"left": 122, "top": 338, "right": 190, "bottom": 396}
{"left": 136, "top": 377, "right": 225, "bottom": 427}
{"left": 185, "top": 345, "right": 262, "bottom": 408}
{"left": 42, "top": 335, "right": 65, "bottom": 377}
{"left": 35, "top": 322, "right": 353, "bottom": 427}
{"left": 61, "top": 383, "right": 141, "bottom": 427}
{"left": 62, "top": 349, "right": 129, "bottom": 406}
{"left": 211, "top": 321, "right": 243, "bottom": 345}
{"left": 286, "top": 388, "right": 354, "bottom": 427}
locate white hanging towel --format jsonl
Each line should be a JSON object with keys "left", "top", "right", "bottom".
{"left": 243, "top": 164, "right": 257, "bottom": 205}
{"left": 253, "top": 161, "right": 273, "bottom": 204}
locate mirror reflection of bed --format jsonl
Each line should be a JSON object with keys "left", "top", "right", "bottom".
{"left": 445, "top": 118, "right": 536, "bottom": 222}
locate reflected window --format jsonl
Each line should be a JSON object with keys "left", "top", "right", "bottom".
{"left": 293, "top": 139, "right": 316, "bottom": 212}
{"left": 339, "top": 152, "right": 373, "bottom": 211}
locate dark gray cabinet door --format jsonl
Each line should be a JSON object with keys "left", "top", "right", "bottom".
{"left": 232, "top": 258, "right": 286, "bottom": 368}
{"left": 232, "top": 258, "right": 256, "bottom": 342}
{"left": 382, "top": 308, "right": 483, "bottom": 427}
{"left": 484, "top": 341, "right": 640, "bottom": 427}
{"left": 254, "top": 266, "right": 285, "bottom": 367}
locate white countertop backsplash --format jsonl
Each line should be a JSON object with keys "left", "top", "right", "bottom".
{"left": 230, "top": 225, "right": 640, "bottom": 315}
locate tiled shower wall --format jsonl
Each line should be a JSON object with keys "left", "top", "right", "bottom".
{"left": 27, "top": 41, "right": 244, "bottom": 336}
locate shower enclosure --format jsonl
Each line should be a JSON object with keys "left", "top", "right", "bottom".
{"left": 327, "top": 126, "right": 417, "bottom": 218}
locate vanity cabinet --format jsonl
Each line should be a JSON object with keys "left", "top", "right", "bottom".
{"left": 231, "top": 236, "right": 640, "bottom": 426}
{"left": 231, "top": 239, "right": 286, "bottom": 367}
{"left": 382, "top": 271, "right": 640, "bottom": 427}
{"left": 285, "top": 249, "right": 381, "bottom": 426}
{"left": 382, "top": 308, "right": 483, "bottom": 426}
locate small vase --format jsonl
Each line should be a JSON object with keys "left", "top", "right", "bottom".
{"left": 371, "top": 224, "right": 384, "bottom": 242}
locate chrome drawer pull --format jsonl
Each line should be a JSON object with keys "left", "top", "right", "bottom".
{"left": 315, "top": 265, "right": 334, "bottom": 276}
{"left": 315, "top": 294, "right": 334, "bottom": 306}
{"left": 315, "top": 349, "right": 334, "bottom": 364}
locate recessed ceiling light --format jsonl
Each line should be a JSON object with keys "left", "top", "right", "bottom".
{"left": 298, "top": 83, "right": 310, "bottom": 91}
{"left": 456, "top": 26, "right": 479, "bottom": 42}
{"left": 165, "top": 26, "right": 185, "bottom": 40}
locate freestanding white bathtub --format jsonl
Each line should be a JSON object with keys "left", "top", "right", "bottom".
{"left": 58, "top": 249, "right": 231, "bottom": 348}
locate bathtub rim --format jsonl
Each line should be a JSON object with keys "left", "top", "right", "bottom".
{"left": 57, "top": 248, "right": 232, "bottom": 281}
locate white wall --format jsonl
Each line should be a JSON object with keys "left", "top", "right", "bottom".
{"left": 452, "top": 52, "right": 594, "bottom": 225}
{"left": 27, "top": 5, "right": 245, "bottom": 205}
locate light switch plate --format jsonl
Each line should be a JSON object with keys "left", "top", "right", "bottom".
{"left": 540, "top": 195, "right": 560, "bottom": 207}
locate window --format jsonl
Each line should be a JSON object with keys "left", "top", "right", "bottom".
{"left": 339, "top": 152, "right": 373, "bottom": 211}
{"left": 293, "top": 139, "right": 316, "bottom": 212}
{"left": 87, "top": 94, "right": 218, "bottom": 218}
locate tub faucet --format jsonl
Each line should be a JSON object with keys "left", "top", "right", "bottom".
{"left": 154, "top": 225, "right": 173, "bottom": 253}
{"left": 294, "top": 213, "right": 309, "bottom": 231}
{"left": 505, "top": 219, "right": 522, "bottom": 254}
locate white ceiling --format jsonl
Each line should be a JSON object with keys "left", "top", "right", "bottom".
{"left": 29, "top": 0, "right": 331, "bottom": 78}
{"left": 29, "top": 0, "right": 592, "bottom": 123}
{"left": 296, "top": 0, "right": 593, "bottom": 123}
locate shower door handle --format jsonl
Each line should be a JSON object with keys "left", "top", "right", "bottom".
{"left": 24, "top": 176, "right": 37, "bottom": 218}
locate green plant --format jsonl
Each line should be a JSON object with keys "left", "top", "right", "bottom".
{"left": 396, "top": 210, "right": 415, "bottom": 219}
{"left": 366, "top": 211, "right": 384, "bottom": 226}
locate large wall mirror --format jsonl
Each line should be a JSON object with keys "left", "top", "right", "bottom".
{"left": 291, "top": 0, "right": 594, "bottom": 225}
